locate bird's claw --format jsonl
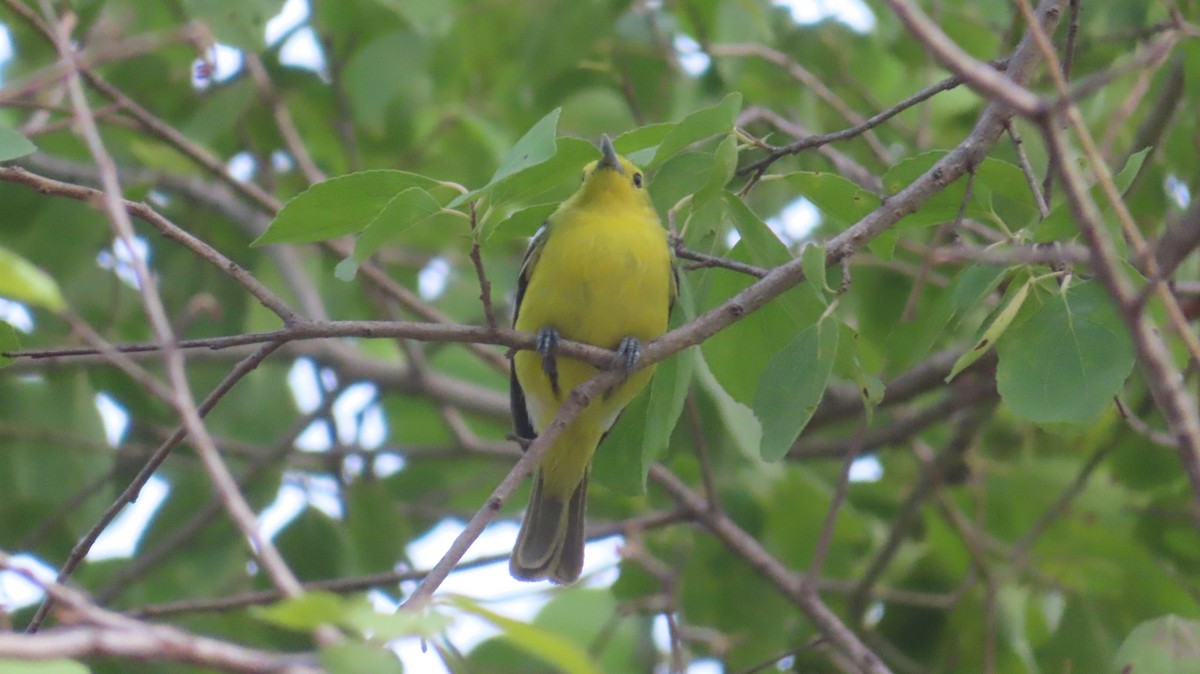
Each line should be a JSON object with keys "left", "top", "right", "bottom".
{"left": 537, "top": 327, "right": 561, "bottom": 395}
{"left": 613, "top": 336, "right": 641, "bottom": 374}
{"left": 536, "top": 327, "right": 560, "bottom": 357}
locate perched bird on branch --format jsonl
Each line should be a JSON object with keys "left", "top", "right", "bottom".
{"left": 509, "top": 134, "right": 676, "bottom": 584}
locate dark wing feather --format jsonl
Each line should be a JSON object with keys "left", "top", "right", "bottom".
{"left": 509, "top": 225, "right": 549, "bottom": 443}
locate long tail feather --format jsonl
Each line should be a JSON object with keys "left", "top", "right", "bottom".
{"left": 510, "top": 471, "right": 588, "bottom": 584}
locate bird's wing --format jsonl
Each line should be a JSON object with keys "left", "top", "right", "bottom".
{"left": 509, "top": 223, "right": 551, "bottom": 441}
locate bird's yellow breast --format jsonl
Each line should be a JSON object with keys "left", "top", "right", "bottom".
{"left": 512, "top": 192, "right": 671, "bottom": 494}
{"left": 516, "top": 200, "right": 671, "bottom": 352}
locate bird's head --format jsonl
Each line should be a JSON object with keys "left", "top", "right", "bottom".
{"left": 576, "top": 134, "right": 650, "bottom": 206}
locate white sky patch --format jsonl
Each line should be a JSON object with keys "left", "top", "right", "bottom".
{"left": 266, "top": 0, "right": 327, "bottom": 75}
{"left": 0, "top": 553, "right": 56, "bottom": 612}
{"left": 266, "top": 0, "right": 310, "bottom": 44}
{"left": 257, "top": 474, "right": 348, "bottom": 542}
{"left": 280, "top": 27, "right": 328, "bottom": 75}
{"left": 0, "top": 23, "right": 13, "bottom": 86}
{"left": 673, "top": 34, "right": 711, "bottom": 77}
{"left": 767, "top": 196, "right": 821, "bottom": 244}
{"left": 418, "top": 257, "right": 451, "bottom": 300}
{"left": 333, "top": 382, "right": 380, "bottom": 446}
{"left": 227, "top": 151, "right": 257, "bottom": 182}
{"left": 94, "top": 393, "right": 130, "bottom": 447}
{"left": 374, "top": 453, "right": 405, "bottom": 478}
{"left": 288, "top": 358, "right": 324, "bottom": 413}
{"left": 358, "top": 403, "right": 387, "bottom": 449}
{"left": 258, "top": 481, "right": 308, "bottom": 540}
{"left": 192, "top": 43, "right": 244, "bottom": 88}
{"left": 776, "top": 0, "right": 876, "bottom": 33}
{"left": 295, "top": 419, "right": 334, "bottom": 451}
{"left": 301, "top": 473, "right": 344, "bottom": 518}
{"left": 727, "top": 196, "right": 822, "bottom": 249}
{"left": 148, "top": 189, "right": 171, "bottom": 208}
{"left": 1166, "top": 174, "right": 1191, "bottom": 210}
{"left": 687, "top": 659, "right": 724, "bottom": 674}
{"left": 271, "top": 150, "right": 295, "bottom": 173}
{"left": 88, "top": 476, "right": 170, "bottom": 560}
{"left": 849, "top": 455, "right": 883, "bottom": 483}
{"left": 865, "top": 599, "right": 885, "bottom": 626}
{"left": 0, "top": 299, "right": 34, "bottom": 333}
{"left": 96, "top": 235, "right": 151, "bottom": 289}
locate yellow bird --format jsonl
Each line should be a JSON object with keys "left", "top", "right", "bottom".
{"left": 509, "top": 134, "right": 676, "bottom": 584}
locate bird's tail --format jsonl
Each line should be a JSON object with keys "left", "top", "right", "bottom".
{"left": 510, "top": 469, "right": 588, "bottom": 584}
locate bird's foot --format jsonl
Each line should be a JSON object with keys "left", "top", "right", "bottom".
{"left": 612, "top": 336, "right": 642, "bottom": 374}
{"left": 537, "top": 327, "right": 561, "bottom": 396}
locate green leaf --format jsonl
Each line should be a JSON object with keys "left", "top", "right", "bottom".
{"left": 648, "top": 93, "right": 742, "bottom": 168}
{"left": 344, "top": 31, "right": 431, "bottom": 136}
{"left": 481, "top": 202, "right": 556, "bottom": 243}
{"left": 0, "top": 246, "right": 66, "bottom": 311}
{"left": 883, "top": 153, "right": 1034, "bottom": 228}
{"left": 0, "top": 661, "right": 91, "bottom": 674}
{"left": 753, "top": 317, "right": 838, "bottom": 461}
{"left": 946, "top": 279, "right": 1031, "bottom": 382}
{"left": 1111, "top": 615, "right": 1200, "bottom": 674}
{"left": 800, "top": 243, "right": 831, "bottom": 300}
{"left": 592, "top": 384, "right": 651, "bottom": 495}
{"left": 721, "top": 192, "right": 819, "bottom": 319}
{"left": 254, "top": 170, "right": 445, "bottom": 246}
{"left": 642, "top": 310, "right": 696, "bottom": 458}
{"left": 0, "top": 124, "right": 37, "bottom": 161}
{"left": 694, "top": 134, "right": 738, "bottom": 205}
{"left": 779, "top": 172, "right": 880, "bottom": 227}
{"left": 699, "top": 196, "right": 823, "bottom": 408}
{"left": 181, "top": 0, "right": 285, "bottom": 49}
{"left": 0, "top": 321, "right": 17, "bottom": 367}
{"left": 488, "top": 108, "right": 562, "bottom": 186}
{"left": 996, "top": 281, "right": 1135, "bottom": 424}
{"left": 483, "top": 137, "right": 599, "bottom": 210}
{"left": 447, "top": 596, "right": 602, "bottom": 674}
{"left": 183, "top": 78, "right": 255, "bottom": 144}
{"left": 320, "top": 643, "right": 405, "bottom": 674}
{"left": 252, "top": 591, "right": 349, "bottom": 631}
{"left": 1035, "top": 147, "right": 1151, "bottom": 242}
{"left": 344, "top": 600, "right": 451, "bottom": 640}
{"left": 335, "top": 187, "right": 444, "bottom": 280}
{"left": 614, "top": 122, "right": 675, "bottom": 164}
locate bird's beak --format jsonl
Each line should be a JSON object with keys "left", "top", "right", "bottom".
{"left": 596, "top": 134, "right": 624, "bottom": 174}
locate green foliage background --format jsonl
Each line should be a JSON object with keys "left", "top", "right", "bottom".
{"left": 2, "top": 0, "right": 1200, "bottom": 672}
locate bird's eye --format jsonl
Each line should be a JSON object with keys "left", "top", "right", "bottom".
{"left": 632, "top": 172, "right": 643, "bottom": 188}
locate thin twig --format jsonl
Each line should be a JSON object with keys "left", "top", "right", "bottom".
{"left": 245, "top": 53, "right": 326, "bottom": 185}
{"left": 901, "top": 165, "right": 977, "bottom": 322}
{"left": 737, "top": 60, "right": 1008, "bottom": 178}
{"left": 685, "top": 392, "right": 722, "bottom": 512}
{"left": 737, "top": 108, "right": 883, "bottom": 193}
{"left": 1004, "top": 120, "right": 1050, "bottom": 217}
{"left": 1061, "top": 0, "right": 1082, "bottom": 81}
{"left": 803, "top": 420, "right": 865, "bottom": 584}
{"left": 467, "top": 202, "right": 499, "bottom": 330}
{"left": 711, "top": 43, "right": 892, "bottom": 164}
{"left": 676, "top": 246, "right": 768, "bottom": 278}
